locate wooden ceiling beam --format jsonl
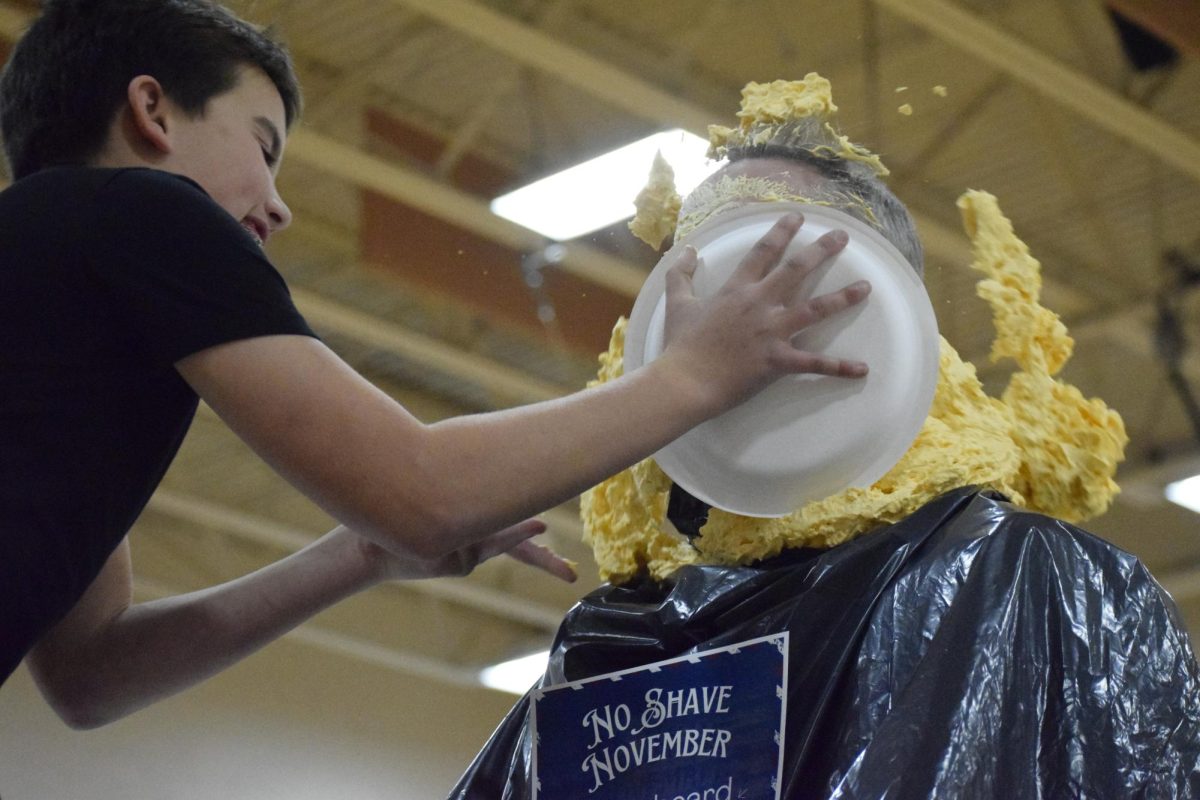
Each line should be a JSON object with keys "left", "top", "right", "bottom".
{"left": 1107, "top": 0, "right": 1200, "bottom": 60}
{"left": 384, "top": 0, "right": 713, "bottom": 133}
{"left": 0, "top": 2, "right": 28, "bottom": 40}
{"left": 873, "top": 0, "right": 1200, "bottom": 183}
{"left": 291, "top": 287, "right": 567, "bottom": 405}
{"left": 285, "top": 128, "right": 646, "bottom": 297}
{"left": 381, "top": 0, "right": 1087, "bottom": 296}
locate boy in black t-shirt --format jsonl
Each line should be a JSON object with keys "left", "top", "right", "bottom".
{"left": 0, "top": 0, "right": 871, "bottom": 727}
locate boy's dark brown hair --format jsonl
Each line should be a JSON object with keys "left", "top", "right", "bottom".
{"left": 0, "top": 0, "right": 302, "bottom": 180}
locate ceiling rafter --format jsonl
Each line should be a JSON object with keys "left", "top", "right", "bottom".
{"left": 378, "top": 0, "right": 1090, "bottom": 303}
{"left": 1031, "top": 94, "right": 1135, "bottom": 275}
{"left": 871, "top": 0, "right": 1200, "bottom": 182}
{"left": 292, "top": 288, "right": 567, "bottom": 405}
{"left": 435, "top": 70, "right": 523, "bottom": 179}
{"left": 384, "top": 0, "right": 712, "bottom": 132}
{"left": 285, "top": 128, "right": 647, "bottom": 297}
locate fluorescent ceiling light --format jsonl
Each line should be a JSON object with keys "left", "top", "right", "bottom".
{"left": 478, "top": 650, "right": 549, "bottom": 695}
{"left": 1165, "top": 474, "right": 1200, "bottom": 514}
{"left": 490, "top": 129, "right": 718, "bottom": 241}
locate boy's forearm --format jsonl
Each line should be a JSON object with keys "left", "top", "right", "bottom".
{"left": 420, "top": 355, "right": 713, "bottom": 544}
{"left": 35, "top": 528, "right": 378, "bottom": 728}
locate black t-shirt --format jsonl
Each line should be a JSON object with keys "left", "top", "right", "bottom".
{"left": 0, "top": 167, "right": 317, "bottom": 685}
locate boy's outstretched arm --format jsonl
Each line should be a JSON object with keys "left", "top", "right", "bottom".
{"left": 26, "top": 215, "right": 865, "bottom": 727}
{"left": 26, "top": 519, "right": 568, "bottom": 729}
{"left": 177, "top": 215, "right": 868, "bottom": 561}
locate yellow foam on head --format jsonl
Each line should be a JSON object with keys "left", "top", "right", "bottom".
{"left": 706, "top": 75, "right": 889, "bottom": 177}
{"left": 580, "top": 191, "right": 1127, "bottom": 583}
{"left": 811, "top": 123, "right": 890, "bottom": 177}
{"left": 737, "top": 76, "right": 839, "bottom": 127}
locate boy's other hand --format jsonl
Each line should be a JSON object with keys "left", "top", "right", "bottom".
{"left": 355, "top": 518, "right": 577, "bottom": 583}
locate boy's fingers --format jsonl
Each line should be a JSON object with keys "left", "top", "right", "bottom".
{"left": 784, "top": 280, "right": 871, "bottom": 329}
{"left": 730, "top": 214, "right": 804, "bottom": 285}
{"left": 472, "top": 518, "right": 546, "bottom": 561}
{"left": 771, "top": 342, "right": 869, "bottom": 378}
{"left": 468, "top": 518, "right": 577, "bottom": 583}
{"left": 506, "top": 540, "right": 578, "bottom": 583}
{"left": 765, "top": 229, "right": 849, "bottom": 297}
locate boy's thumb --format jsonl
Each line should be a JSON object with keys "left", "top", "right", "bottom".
{"left": 664, "top": 246, "right": 699, "bottom": 298}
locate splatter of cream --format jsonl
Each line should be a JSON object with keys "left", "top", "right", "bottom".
{"left": 628, "top": 151, "right": 683, "bottom": 250}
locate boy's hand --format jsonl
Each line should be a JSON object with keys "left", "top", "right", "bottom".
{"left": 659, "top": 213, "right": 871, "bottom": 413}
{"left": 354, "top": 519, "right": 577, "bottom": 583}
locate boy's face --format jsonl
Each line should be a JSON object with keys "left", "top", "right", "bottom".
{"left": 158, "top": 66, "right": 291, "bottom": 246}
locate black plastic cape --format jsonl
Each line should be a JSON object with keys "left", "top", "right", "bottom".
{"left": 450, "top": 489, "right": 1200, "bottom": 799}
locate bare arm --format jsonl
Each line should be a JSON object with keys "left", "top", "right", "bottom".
{"left": 178, "top": 215, "right": 868, "bottom": 559}
{"left": 26, "top": 518, "right": 563, "bottom": 729}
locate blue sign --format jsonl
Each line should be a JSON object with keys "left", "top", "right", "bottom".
{"left": 532, "top": 633, "right": 787, "bottom": 800}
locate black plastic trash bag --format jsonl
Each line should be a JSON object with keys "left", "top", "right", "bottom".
{"left": 450, "top": 488, "right": 1200, "bottom": 799}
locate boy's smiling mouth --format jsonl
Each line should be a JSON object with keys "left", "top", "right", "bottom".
{"left": 241, "top": 218, "right": 267, "bottom": 247}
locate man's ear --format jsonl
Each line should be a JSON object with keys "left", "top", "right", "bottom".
{"left": 125, "top": 75, "right": 174, "bottom": 155}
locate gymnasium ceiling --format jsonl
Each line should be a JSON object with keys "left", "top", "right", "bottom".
{"left": 2, "top": 0, "right": 1199, "bottom": 692}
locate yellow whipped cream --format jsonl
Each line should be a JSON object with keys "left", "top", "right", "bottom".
{"left": 628, "top": 151, "right": 683, "bottom": 250}
{"left": 958, "top": 190, "right": 1126, "bottom": 521}
{"left": 707, "top": 75, "right": 836, "bottom": 158}
{"left": 579, "top": 319, "right": 700, "bottom": 578}
{"left": 812, "top": 122, "right": 890, "bottom": 177}
{"left": 707, "top": 75, "right": 889, "bottom": 178}
{"left": 580, "top": 193, "right": 1127, "bottom": 584}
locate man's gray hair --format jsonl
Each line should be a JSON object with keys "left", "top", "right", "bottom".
{"left": 725, "top": 117, "right": 924, "bottom": 276}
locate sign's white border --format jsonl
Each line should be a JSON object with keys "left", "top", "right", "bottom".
{"left": 530, "top": 631, "right": 789, "bottom": 799}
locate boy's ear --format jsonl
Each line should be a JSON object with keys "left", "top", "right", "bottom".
{"left": 125, "top": 75, "right": 174, "bottom": 155}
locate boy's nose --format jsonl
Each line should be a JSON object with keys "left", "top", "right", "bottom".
{"left": 266, "top": 189, "right": 292, "bottom": 232}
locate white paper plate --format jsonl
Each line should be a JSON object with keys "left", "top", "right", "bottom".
{"left": 625, "top": 202, "right": 939, "bottom": 517}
